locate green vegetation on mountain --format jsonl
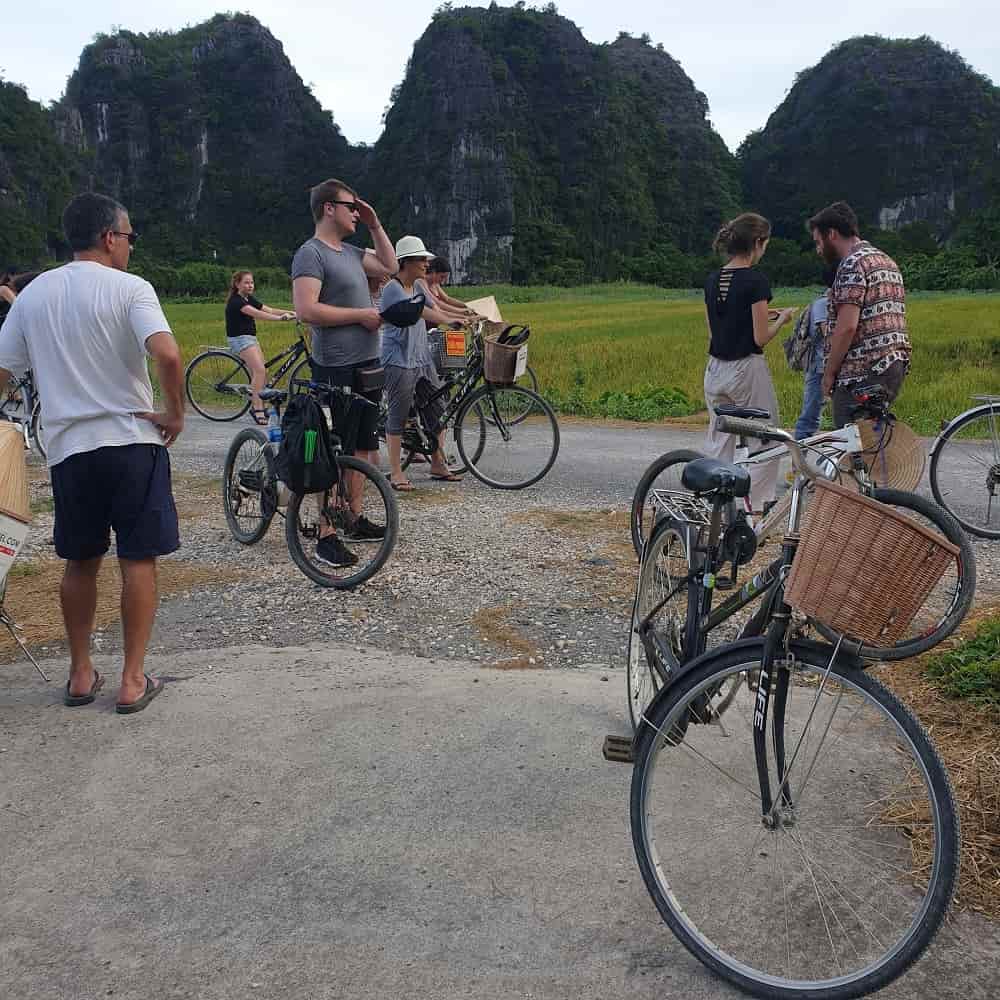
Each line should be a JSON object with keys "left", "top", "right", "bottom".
{"left": 0, "top": 79, "right": 77, "bottom": 264}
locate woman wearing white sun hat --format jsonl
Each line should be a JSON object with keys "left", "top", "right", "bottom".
{"left": 380, "top": 235, "right": 465, "bottom": 491}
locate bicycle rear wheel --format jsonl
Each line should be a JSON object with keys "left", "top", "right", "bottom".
{"left": 930, "top": 403, "right": 1000, "bottom": 539}
{"left": 812, "top": 488, "right": 975, "bottom": 660}
{"left": 455, "top": 385, "right": 559, "bottom": 489}
{"left": 631, "top": 641, "right": 958, "bottom": 1000}
{"left": 628, "top": 519, "right": 699, "bottom": 730}
{"left": 284, "top": 455, "right": 398, "bottom": 589}
{"left": 186, "top": 350, "right": 252, "bottom": 421}
{"left": 222, "top": 428, "right": 277, "bottom": 544}
{"left": 28, "top": 399, "right": 46, "bottom": 460}
{"left": 630, "top": 449, "right": 706, "bottom": 557}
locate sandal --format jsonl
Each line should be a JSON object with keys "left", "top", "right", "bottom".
{"left": 250, "top": 408, "right": 269, "bottom": 427}
{"left": 430, "top": 471, "right": 463, "bottom": 482}
{"left": 391, "top": 480, "right": 416, "bottom": 492}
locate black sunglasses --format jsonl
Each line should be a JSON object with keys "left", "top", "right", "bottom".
{"left": 110, "top": 230, "right": 139, "bottom": 246}
{"left": 329, "top": 200, "right": 360, "bottom": 214}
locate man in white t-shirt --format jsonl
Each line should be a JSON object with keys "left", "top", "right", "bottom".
{"left": 0, "top": 192, "right": 184, "bottom": 714}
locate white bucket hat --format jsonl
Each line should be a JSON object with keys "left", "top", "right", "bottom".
{"left": 395, "top": 235, "right": 436, "bottom": 260}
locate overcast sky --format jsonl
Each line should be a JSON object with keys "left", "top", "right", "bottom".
{"left": 5, "top": 1, "right": 998, "bottom": 151}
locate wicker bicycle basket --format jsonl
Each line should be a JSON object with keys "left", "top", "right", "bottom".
{"left": 483, "top": 338, "right": 522, "bottom": 385}
{"left": 785, "top": 479, "right": 960, "bottom": 646}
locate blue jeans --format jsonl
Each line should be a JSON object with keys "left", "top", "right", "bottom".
{"left": 794, "top": 350, "right": 825, "bottom": 440}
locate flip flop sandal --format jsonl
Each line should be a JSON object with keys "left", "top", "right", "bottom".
{"left": 64, "top": 670, "right": 104, "bottom": 707}
{"left": 250, "top": 408, "right": 269, "bottom": 426}
{"left": 116, "top": 675, "right": 165, "bottom": 715}
{"left": 430, "top": 472, "right": 464, "bottom": 482}
{"left": 390, "top": 481, "right": 416, "bottom": 492}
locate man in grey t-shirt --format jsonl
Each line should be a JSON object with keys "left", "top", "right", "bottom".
{"left": 291, "top": 178, "right": 397, "bottom": 567}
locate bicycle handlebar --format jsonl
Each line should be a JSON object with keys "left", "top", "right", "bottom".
{"left": 715, "top": 415, "right": 816, "bottom": 481}
{"left": 290, "top": 379, "right": 380, "bottom": 410}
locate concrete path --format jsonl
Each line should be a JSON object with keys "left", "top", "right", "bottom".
{"left": 2, "top": 646, "right": 997, "bottom": 1000}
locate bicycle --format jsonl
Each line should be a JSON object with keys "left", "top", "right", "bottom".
{"left": 0, "top": 368, "right": 45, "bottom": 458}
{"left": 222, "top": 382, "right": 398, "bottom": 589}
{"left": 628, "top": 389, "right": 973, "bottom": 663}
{"left": 186, "top": 321, "right": 311, "bottom": 421}
{"left": 628, "top": 418, "right": 961, "bottom": 999}
{"left": 929, "top": 394, "right": 1000, "bottom": 539}
{"left": 377, "top": 320, "right": 560, "bottom": 490}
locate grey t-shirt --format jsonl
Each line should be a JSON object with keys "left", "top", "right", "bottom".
{"left": 290, "top": 238, "right": 378, "bottom": 367}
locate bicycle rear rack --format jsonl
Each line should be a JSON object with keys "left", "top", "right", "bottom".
{"left": 648, "top": 489, "right": 713, "bottom": 526}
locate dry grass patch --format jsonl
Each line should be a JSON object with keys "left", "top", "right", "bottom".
{"left": 472, "top": 603, "right": 543, "bottom": 670}
{"left": 0, "top": 558, "right": 240, "bottom": 661}
{"left": 879, "top": 604, "right": 1000, "bottom": 919}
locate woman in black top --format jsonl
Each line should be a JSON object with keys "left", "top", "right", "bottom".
{"left": 702, "top": 213, "right": 795, "bottom": 514}
{"left": 225, "top": 270, "right": 295, "bottom": 424}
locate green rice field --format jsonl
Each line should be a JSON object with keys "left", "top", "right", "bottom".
{"left": 163, "top": 284, "right": 1000, "bottom": 435}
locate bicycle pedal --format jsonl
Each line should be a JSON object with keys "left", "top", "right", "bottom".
{"left": 602, "top": 734, "right": 634, "bottom": 764}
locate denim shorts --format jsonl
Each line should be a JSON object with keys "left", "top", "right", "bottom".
{"left": 228, "top": 334, "right": 260, "bottom": 354}
{"left": 51, "top": 443, "right": 180, "bottom": 561}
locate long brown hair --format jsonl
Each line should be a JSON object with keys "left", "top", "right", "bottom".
{"left": 228, "top": 270, "right": 252, "bottom": 302}
{"left": 713, "top": 213, "right": 771, "bottom": 256}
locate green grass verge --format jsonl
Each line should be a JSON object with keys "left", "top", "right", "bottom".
{"left": 923, "top": 618, "right": 1000, "bottom": 709}
{"left": 161, "top": 284, "right": 1000, "bottom": 434}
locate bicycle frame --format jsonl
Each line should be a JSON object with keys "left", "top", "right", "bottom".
{"left": 0, "top": 370, "right": 37, "bottom": 449}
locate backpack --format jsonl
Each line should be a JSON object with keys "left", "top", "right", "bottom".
{"left": 782, "top": 305, "right": 814, "bottom": 372}
{"left": 275, "top": 393, "right": 339, "bottom": 495}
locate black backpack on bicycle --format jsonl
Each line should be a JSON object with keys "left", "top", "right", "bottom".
{"left": 275, "top": 393, "right": 339, "bottom": 495}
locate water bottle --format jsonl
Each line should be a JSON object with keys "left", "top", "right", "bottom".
{"left": 267, "top": 407, "right": 282, "bottom": 445}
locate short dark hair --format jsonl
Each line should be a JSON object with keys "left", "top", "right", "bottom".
{"left": 808, "top": 201, "right": 859, "bottom": 239}
{"left": 309, "top": 178, "right": 358, "bottom": 223}
{"left": 427, "top": 257, "right": 451, "bottom": 274}
{"left": 62, "top": 192, "right": 128, "bottom": 252}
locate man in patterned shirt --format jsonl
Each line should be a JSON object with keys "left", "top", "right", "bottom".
{"left": 809, "top": 201, "right": 910, "bottom": 427}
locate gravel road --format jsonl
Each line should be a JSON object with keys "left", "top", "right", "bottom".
{"left": 12, "top": 412, "right": 998, "bottom": 672}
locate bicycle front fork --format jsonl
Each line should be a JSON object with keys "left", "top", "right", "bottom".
{"left": 752, "top": 617, "right": 794, "bottom": 826}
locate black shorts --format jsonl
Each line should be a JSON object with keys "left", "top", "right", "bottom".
{"left": 310, "top": 359, "right": 381, "bottom": 452}
{"left": 51, "top": 444, "right": 180, "bottom": 561}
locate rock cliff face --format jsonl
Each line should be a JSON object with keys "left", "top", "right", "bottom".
{"left": 366, "top": 6, "right": 741, "bottom": 282}
{"left": 55, "top": 14, "right": 357, "bottom": 260}
{"left": 739, "top": 36, "right": 1000, "bottom": 240}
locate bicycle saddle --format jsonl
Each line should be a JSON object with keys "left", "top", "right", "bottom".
{"left": 714, "top": 404, "right": 771, "bottom": 420}
{"left": 681, "top": 457, "right": 751, "bottom": 498}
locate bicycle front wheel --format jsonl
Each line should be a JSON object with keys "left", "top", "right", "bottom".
{"left": 222, "top": 428, "right": 277, "bottom": 544}
{"left": 630, "top": 449, "right": 706, "bottom": 557}
{"left": 456, "top": 385, "right": 559, "bottom": 489}
{"left": 284, "top": 455, "right": 398, "bottom": 589}
{"left": 631, "top": 641, "right": 959, "bottom": 1000}
{"left": 930, "top": 404, "right": 1000, "bottom": 539}
{"left": 185, "top": 350, "right": 252, "bottom": 421}
{"left": 812, "top": 487, "right": 975, "bottom": 660}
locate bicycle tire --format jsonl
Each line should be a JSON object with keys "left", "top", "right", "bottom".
{"left": 222, "top": 428, "right": 277, "bottom": 544}
{"left": 185, "top": 350, "right": 252, "bottom": 421}
{"left": 929, "top": 403, "right": 1000, "bottom": 539}
{"left": 628, "top": 518, "right": 700, "bottom": 730}
{"left": 812, "top": 487, "right": 975, "bottom": 660}
{"left": 286, "top": 356, "right": 313, "bottom": 395}
{"left": 631, "top": 639, "right": 959, "bottom": 1000}
{"left": 630, "top": 449, "right": 706, "bottom": 558}
{"left": 284, "top": 455, "right": 398, "bottom": 589}
{"left": 455, "top": 384, "right": 559, "bottom": 489}
{"left": 29, "top": 398, "right": 46, "bottom": 460}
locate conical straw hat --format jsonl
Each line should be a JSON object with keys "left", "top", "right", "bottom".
{"left": 0, "top": 422, "right": 30, "bottom": 521}
{"left": 839, "top": 418, "right": 926, "bottom": 491}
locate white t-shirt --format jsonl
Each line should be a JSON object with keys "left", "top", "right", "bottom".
{"left": 0, "top": 261, "right": 172, "bottom": 467}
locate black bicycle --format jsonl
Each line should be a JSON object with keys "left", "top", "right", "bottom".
{"left": 186, "top": 322, "right": 311, "bottom": 421}
{"left": 222, "top": 382, "right": 398, "bottom": 589}
{"left": 627, "top": 416, "right": 962, "bottom": 999}
{"left": 377, "top": 321, "right": 560, "bottom": 490}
